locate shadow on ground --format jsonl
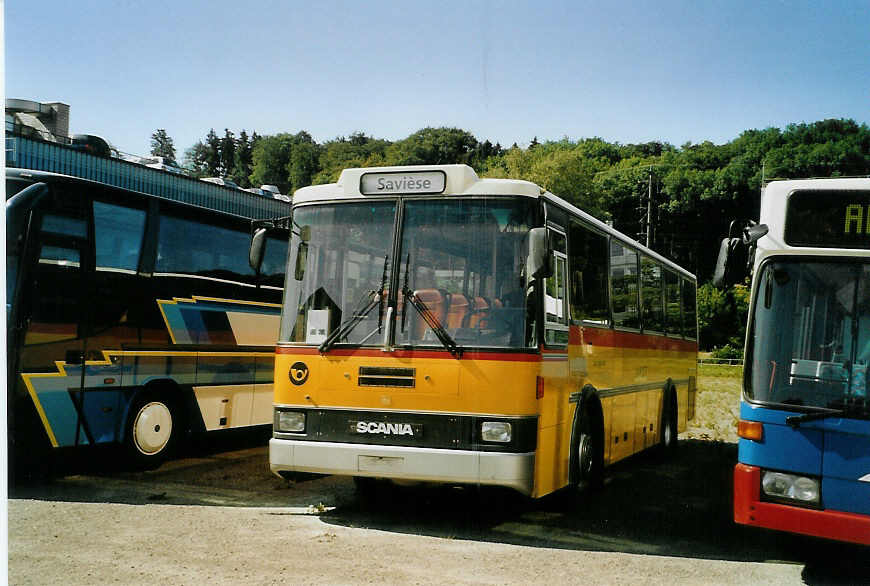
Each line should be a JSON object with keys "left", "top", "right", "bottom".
{"left": 320, "top": 440, "right": 870, "bottom": 583}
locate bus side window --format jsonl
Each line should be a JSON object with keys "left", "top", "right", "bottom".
{"left": 681, "top": 278, "right": 697, "bottom": 339}
{"left": 567, "top": 219, "right": 610, "bottom": 326}
{"left": 260, "top": 236, "right": 289, "bottom": 287}
{"left": 94, "top": 201, "right": 147, "bottom": 272}
{"left": 664, "top": 270, "right": 682, "bottom": 336}
{"left": 156, "top": 213, "right": 255, "bottom": 282}
{"left": 611, "top": 241, "right": 640, "bottom": 329}
{"left": 640, "top": 256, "right": 664, "bottom": 334}
{"left": 544, "top": 229, "right": 569, "bottom": 346}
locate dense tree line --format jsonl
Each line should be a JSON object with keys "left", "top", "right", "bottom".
{"left": 163, "top": 119, "right": 869, "bottom": 351}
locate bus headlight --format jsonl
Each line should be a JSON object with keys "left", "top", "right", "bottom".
{"left": 275, "top": 410, "right": 305, "bottom": 433}
{"left": 761, "top": 470, "right": 820, "bottom": 504}
{"left": 481, "top": 421, "right": 511, "bottom": 443}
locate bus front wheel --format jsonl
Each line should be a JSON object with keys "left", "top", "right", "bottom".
{"left": 125, "top": 391, "right": 178, "bottom": 469}
{"left": 574, "top": 407, "right": 604, "bottom": 491}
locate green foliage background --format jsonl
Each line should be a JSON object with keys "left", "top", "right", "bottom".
{"left": 177, "top": 119, "right": 870, "bottom": 351}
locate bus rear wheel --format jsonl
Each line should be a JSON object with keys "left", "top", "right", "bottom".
{"left": 660, "top": 389, "right": 678, "bottom": 453}
{"left": 125, "top": 392, "right": 178, "bottom": 469}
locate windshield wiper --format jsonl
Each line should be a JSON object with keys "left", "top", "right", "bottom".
{"left": 319, "top": 255, "right": 389, "bottom": 353}
{"left": 400, "top": 254, "right": 462, "bottom": 358}
{"left": 786, "top": 408, "right": 846, "bottom": 428}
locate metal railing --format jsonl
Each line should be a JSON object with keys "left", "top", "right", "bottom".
{"left": 697, "top": 358, "right": 744, "bottom": 366}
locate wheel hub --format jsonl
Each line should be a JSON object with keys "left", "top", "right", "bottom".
{"left": 133, "top": 402, "right": 172, "bottom": 455}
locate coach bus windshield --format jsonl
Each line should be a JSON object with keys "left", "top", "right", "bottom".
{"left": 283, "top": 197, "right": 538, "bottom": 350}
{"left": 746, "top": 259, "right": 870, "bottom": 412}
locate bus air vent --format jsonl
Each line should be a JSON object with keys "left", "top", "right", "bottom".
{"left": 358, "top": 366, "right": 416, "bottom": 388}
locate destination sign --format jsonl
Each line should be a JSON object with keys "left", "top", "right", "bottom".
{"left": 785, "top": 190, "right": 870, "bottom": 249}
{"left": 360, "top": 171, "right": 446, "bottom": 195}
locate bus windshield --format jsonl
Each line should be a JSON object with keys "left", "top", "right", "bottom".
{"left": 283, "top": 197, "right": 538, "bottom": 349}
{"left": 395, "top": 198, "right": 537, "bottom": 349}
{"left": 746, "top": 259, "right": 870, "bottom": 412}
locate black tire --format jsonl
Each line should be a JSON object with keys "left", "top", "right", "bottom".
{"left": 573, "top": 406, "right": 604, "bottom": 491}
{"left": 124, "top": 390, "right": 178, "bottom": 469}
{"left": 660, "top": 388, "right": 678, "bottom": 454}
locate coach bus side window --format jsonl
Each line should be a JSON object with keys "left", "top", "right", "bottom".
{"left": 156, "top": 213, "right": 255, "bottom": 283}
{"left": 567, "top": 219, "right": 610, "bottom": 326}
{"left": 260, "top": 236, "right": 288, "bottom": 288}
{"left": 640, "top": 256, "right": 664, "bottom": 334}
{"left": 94, "top": 201, "right": 146, "bottom": 272}
{"left": 611, "top": 241, "right": 639, "bottom": 329}
{"left": 544, "top": 229, "right": 569, "bottom": 346}
{"left": 664, "top": 270, "right": 682, "bottom": 336}
{"left": 681, "top": 279, "right": 696, "bottom": 339}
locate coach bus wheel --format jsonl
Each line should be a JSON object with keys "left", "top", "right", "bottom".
{"left": 125, "top": 392, "right": 177, "bottom": 469}
{"left": 575, "top": 409, "right": 604, "bottom": 491}
{"left": 660, "top": 389, "right": 678, "bottom": 453}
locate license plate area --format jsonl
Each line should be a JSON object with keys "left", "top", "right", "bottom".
{"left": 358, "top": 455, "right": 404, "bottom": 473}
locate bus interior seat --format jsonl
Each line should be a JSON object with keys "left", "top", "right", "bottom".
{"left": 445, "top": 293, "right": 469, "bottom": 329}
{"left": 466, "top": 296, "right": 490, "bottom": 328}
{"left": 412, "top": 288, "right": 447, "bottom": 338}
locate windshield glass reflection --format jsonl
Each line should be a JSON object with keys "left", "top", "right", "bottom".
{"left": 283, "top": 202, "right": 397, "bottom": 345}
{"left": 396, "top": 198, "right": 537, "bottom": 349}
{"left": 746, "top": 260, "right": 870, "bottom": 413}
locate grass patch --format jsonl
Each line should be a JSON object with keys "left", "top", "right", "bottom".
{"left": 684, "top": 363, "right": 743, "bottom": 443}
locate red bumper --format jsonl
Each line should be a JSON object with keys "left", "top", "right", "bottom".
{"left": 734, "top": 463, "right": 870, "bottom": 546}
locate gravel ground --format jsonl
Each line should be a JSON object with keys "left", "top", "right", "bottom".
{"left": 9, "top": 498, "right": 804, "bottom": 585}
{"left": 9, "top": 372, "right": 870, "bottom": 584}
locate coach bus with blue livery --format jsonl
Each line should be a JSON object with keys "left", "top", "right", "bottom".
{"left": 253, "top": 164, "right": 697, "bottom": 498}
{"left": 7, "top": 168, "right": 288, "bottom": 478}
{"left": 718, "top": 178, "right": 870, "bottom": 545}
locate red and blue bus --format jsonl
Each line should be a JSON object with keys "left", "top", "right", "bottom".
{"left": 719, "top": 178, "right": 870, "bottom": 545}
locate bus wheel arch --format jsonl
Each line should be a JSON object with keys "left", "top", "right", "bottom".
{"left": 569, "top": 386, "right": 604, "bottom": 491}
{"left": 123, "top": 380, "right": 185, "bottom": 469}
{"left": 660, "top": 381, "right": 679, "bottom": 453}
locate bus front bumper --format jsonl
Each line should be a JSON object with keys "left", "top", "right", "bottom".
{"left": 270, "top": 438, "right": 535, "bottom": 495}
{"left": 734, "top": 463, "right": 870, "bottom": 545}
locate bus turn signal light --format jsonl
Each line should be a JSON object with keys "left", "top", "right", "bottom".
{"left": 536, "top": 376, "right": 544, "bottom": 400}
{"left": 737, "top": 420, "right": 763, "bottom": 441}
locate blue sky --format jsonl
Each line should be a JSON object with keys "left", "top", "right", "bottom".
{"left": 7, "top": 0, "right": 869, "bottom": 158}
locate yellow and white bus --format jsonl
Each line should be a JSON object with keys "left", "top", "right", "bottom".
{"left": 254, "top": 165, "right": 697, "bottom": 497}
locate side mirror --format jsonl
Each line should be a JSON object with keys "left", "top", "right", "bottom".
{"left": 712, "top": 221, "right": 767, "bottom": 288}
{"left": 743, "top": 223, "right": 769, "bottom": 245}
{"left": 712, "top": 237, "right": 740, "bottom": 288}
{"left": 249, "top": 227, "right": 267, "bottom": 273}
{"left": 527, "top": 227, "right": 551, "bottom": 280}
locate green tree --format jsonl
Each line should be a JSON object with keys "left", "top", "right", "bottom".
{"left": 150, "top": 129, "right": 177, "bottom": 164}
{"left": 314, "top": 132, "right": 391, "bottom": 184}
{"left": 231, "top": 130, "right": 254, "bottom": 187}
{"left": 249, "top": 134, "right": 295, "bottom": 193}
{"left": 386, "top": 127, "right": 478, "bottom": 165}
{"left": 220, "top": 129, "right": 236, "bottom": 177}
{"left": 204, "top": 129, "right": 221, "bottom": 177}
{"left": 182, "top": 141, "right": 208, "bottom": 177}
{"left": 287, "top": 131, "right": 321, "bottom": 192}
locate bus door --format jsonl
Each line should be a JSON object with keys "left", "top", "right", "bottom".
{"left": 16, "top": 198, "right": 93, "bottom": 449}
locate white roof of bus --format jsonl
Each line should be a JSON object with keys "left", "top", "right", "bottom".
{"left": 292, "top": 164, "right": 542, "bottom": 203}
{"left": 757, "top": 177, "right": 870, "bottom": 259}
{"left": 292, "top": 164, "right": 695, "bottom": 279}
